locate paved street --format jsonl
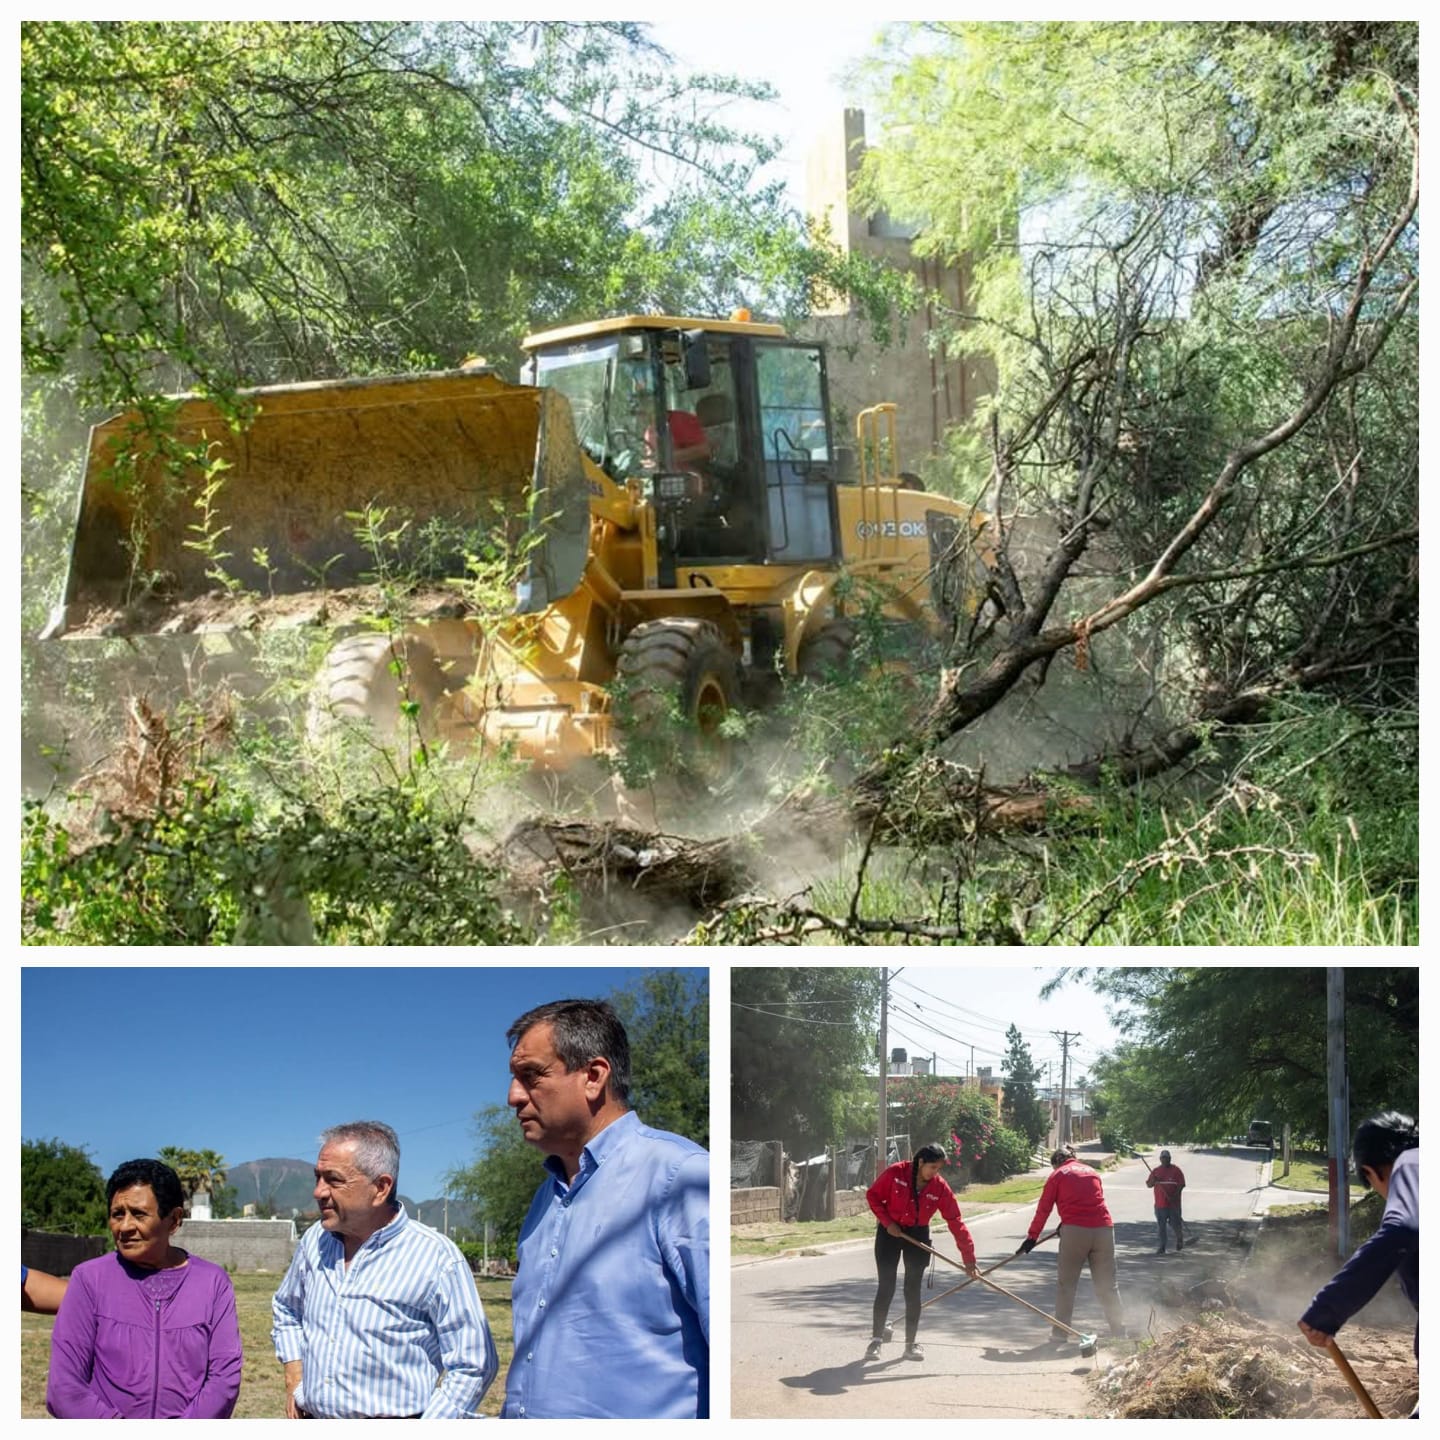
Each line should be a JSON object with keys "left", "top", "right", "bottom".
{"left": 731, "top": 1146, "right": 1276, "bottom": 1418}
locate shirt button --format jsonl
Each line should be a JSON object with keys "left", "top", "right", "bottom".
{"left": 538, "top": 1298, "right": 546, "bottom": 1308}
{"left": 549, "top": 1247, "right": 557, "bottom": 1256}
{"left": 526, "top": 1353, "right": 533, "bottom": 1362}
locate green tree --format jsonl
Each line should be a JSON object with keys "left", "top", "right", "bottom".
{"left": 731, "top": 967, "right": 883, "bottom": 1153}
{"left": 445, "top": 1106, "right": 547, "bottom": 1259}
{"left": 22, "top": 20, "right": 900, "bottom": 412}
{"left": 21, "top": 1138, "right": 108, "bottom": 1234}
{"left": 610, "top": 969, "right": 708, "bottom": 1147}
{"left": 156, "top": 1146, "right": 228, "bottom": 1210}
{"left": 847, "top": 22, "right": 1417, "bottom": 816}
{"left": 1000, "top": 1024, "right": 1048, "bottom": 1150}
{"left": 1072, "top": 967, "right": 1418, "bottom": 1142}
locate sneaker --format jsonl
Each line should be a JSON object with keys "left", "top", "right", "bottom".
{"left": 865, "top": 1338, "right": 883, "bottom": 1360}
{"left": 903, "top": 1344, "right": 924, "bottom": 1362}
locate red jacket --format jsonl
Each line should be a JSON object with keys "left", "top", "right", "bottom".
{"left": 1027, "top": 1160, "right": 1113, "bottom": 1239}
{"left": 866, "top": 1161, "right": 976, "bottom": 1266}
{"left": 1146, "top": 1163, "right": 1186, "bottom": 1208}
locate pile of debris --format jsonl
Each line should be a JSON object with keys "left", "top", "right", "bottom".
{"left": 1094, "top": 1310, "right": 1416, "bottom": 1418}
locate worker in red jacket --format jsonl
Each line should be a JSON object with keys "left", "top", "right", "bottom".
{"left": 1017, "top": 1146, "right": 1127, "bottom": 1342}
{"left": 865, "top": 1143, "right": 979, "bottom": 1363}
{"left": 1146, "top": 1150, "right": 1187, "bottom": 1254}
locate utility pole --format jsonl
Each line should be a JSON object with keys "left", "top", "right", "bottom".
{"left": 877, "top": 967, "right": 889, "bottom": 1181}
{"left": 1052, "top": 1031, "right": 1081, "bottom": 1145}
{"left": 969, "top": 1043, "right": 975, "bottom": 1087}
{"left": 1327, "top": 969, "right": 1350, "bottom": 1257}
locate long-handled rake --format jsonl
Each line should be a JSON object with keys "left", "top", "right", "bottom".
{"left": 1326, "top": 1338, "right": 1384, "bottom": 1419}
{"left": 898, "top": 1232, "right": 1099, "bottom": 1357}
{"left": 921, "top": 1227, "right": 1060, "bottom": 1311}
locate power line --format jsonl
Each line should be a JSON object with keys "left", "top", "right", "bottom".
{"left": 731, "top": 1002, "right": 865, "bottom": 1027}
{"left": 892, "top": 975, "right": 1060, "bottom": 1043}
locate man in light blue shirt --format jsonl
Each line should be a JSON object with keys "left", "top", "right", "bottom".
{"left": 501, "top": 999, "right": 708, "bottom": 1419}
{"left": 272, "top": 1120, "right": 497, "bottom": 1418}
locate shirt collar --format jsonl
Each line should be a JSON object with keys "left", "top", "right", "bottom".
{"left": 542, "top": 1110, "right": 639, "bottom": 1190}
{"left": 320, "top": 1202, "right": 408, "bottom": 1259}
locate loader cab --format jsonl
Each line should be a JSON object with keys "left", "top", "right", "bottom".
{"left": 523, "top": 315, "right": 842, "bottom": 578}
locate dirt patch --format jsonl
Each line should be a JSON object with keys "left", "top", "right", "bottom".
{"left": 1094, "top": 1311, "right": 1415, "bottom": 1418}
{"left": 60, "top": 582, "right": 467, "bottom": 638}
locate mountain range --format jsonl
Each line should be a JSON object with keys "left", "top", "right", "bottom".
{"left": 223, "top": 1157, "right": 475, "bottom": 1233}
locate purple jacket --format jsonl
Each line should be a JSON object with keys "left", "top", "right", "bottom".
{"left": 46, "top": 1251, "right": 242, "bottom": 1419}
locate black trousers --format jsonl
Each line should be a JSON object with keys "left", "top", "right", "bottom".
{"left": 872, "top": 1224, "right": 931, "bottom": 1344}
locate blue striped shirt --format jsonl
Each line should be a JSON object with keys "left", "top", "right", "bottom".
{"left": 502, "top": 1111, "right": 709, "bottom": 1419}
{"left": 272, "top": 1205, "right": 496, "bottom": 1418}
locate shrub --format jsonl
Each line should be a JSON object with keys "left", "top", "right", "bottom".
{"left": 975, "top": 1125, "right": 1035, "bottom": 1183}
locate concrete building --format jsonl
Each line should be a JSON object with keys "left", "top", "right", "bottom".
{"left": 803, "top": 109, "right": 994, "bottom": 477}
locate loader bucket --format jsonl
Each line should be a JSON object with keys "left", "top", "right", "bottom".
{"left": 44, "top": 368, "right": 591, "bottom": 637}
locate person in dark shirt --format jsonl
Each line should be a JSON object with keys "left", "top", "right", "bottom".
{"left": 1298, "top": 1111, "right": 1418, "bottom": 1410}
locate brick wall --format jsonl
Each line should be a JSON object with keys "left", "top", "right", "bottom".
{"left": 731, "top": 1187, "right": 781, "bottom": 1225}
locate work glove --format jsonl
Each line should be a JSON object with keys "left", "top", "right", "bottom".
{"left": 1016, "top": 1236, "right": 1038, "bottom": 1255}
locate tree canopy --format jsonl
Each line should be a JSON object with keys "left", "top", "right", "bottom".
{"left": 609, "top": 968, "right": 709, "bottom": 1147}
{"left": 22, "top": 19, "right": 897, "bottom": 412}
{"left": 1000, "top": 1024, "right": 1048, "bottom": 1149}
{"left": 852, "top": 21, "right": 1417, "bottom": 791}
{"left": 731, "top": 967, "right": 882, "bottom": 1152}
{"left": 156, "top": 1146, "right": 229, "bottom": 1211}
{"left": 1075, "top": 967, "right": 1418, "bottom": 1142}
{"left": 22, "top": 1138, "right": 108, "bottom": 1235}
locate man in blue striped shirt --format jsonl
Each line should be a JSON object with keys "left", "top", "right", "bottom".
{"left": 272, "top": 1120, "right": 497, "bottom": 1419}
{"left": 501, "top": 999, "right": 709, "bottom": 1419}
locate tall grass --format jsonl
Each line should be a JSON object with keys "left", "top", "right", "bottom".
{"left": 811, "top": 796, "right": 1416, "bottom": 946}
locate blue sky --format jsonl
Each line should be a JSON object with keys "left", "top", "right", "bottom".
{"left": 21, "top": 964, "right": 705, "bottom": 1202}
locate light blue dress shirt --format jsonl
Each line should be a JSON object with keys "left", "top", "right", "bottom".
{"left": 502, "top": 1110, "right": 709, "bottom": 1419}
{"left": 272, "top": 1204, "right": 497, "bottom": 1418}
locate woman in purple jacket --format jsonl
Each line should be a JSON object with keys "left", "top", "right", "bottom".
{"left": 46, "top": 1158, "right": 242, "bottom": 1419}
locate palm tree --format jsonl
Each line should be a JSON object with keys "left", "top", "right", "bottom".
{"left": 157, "top": 1147, "right": 228, "bottom": 1210}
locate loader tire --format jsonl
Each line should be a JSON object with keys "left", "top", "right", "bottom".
{"left": 800, "top": 618, "right": 932, "bottom": 688}
{"left": 798, "top": 619, "right": 862, "bottom": 682}
{"left": 614, "top": 617, "right": 741, "bottom": 791}
{"left": 306, "top": 632, "right": 445, "bottom": 752}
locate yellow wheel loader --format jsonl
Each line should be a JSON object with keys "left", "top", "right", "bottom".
{"left": 43, "top": 314, "right": 985, "bottom": 779}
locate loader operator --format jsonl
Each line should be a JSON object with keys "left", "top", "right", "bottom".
{"left": 1017, "top": 1147, "right": 1128, "bottom": 1343}
{"left": 1147, "top": 1149, "right": 1186, "bottom": 1254}
{"left": 865, "top": 1144, "right": 980, "bottom": 1363}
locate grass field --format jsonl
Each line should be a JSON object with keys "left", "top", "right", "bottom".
{"left": 1269, "top": 1153, "right": 1366, "bottom": 1199}
{"left": 21, "top": 1271, "right": 514, "bottom": 1418}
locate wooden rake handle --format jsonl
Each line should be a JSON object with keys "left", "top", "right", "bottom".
{"left": 972, "top": 1272, "right": 1095, "bottom": 1345}
{"left": 921, "top": 1228, "right": 1060, "bottom": 1311}
{"left": 900, "top": 1233, "right": 1091, "bottom": 1343}
{"left": 1326, "top": 1339, "right": 1383, "bottom": 1419}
